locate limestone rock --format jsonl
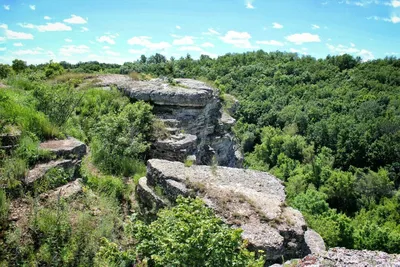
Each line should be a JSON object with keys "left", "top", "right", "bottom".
{"left": 24, "top": 159, "right": 76, "bottom": 185}
{"left": 39, "top": 137, "right": 87, "bottom": 159}
{"left": 285, "top": 248, "right": 400, "bottom": 266}
{"left": 304, "top": 229, "right": 326, "bottom": 255}
{"left": 40, "top": 179, "right": 82, "bottom": 201}
{"left": 96, "top": 74, "right": 241, "bottom": 167}
{"left": 141, "top": 159, "right": 316, "bottom": 262}
{"left": 96, "top": 75, "right": 214, "bottom": 107}
{"left": 150, "top": 133, "right": 197, "bottom": 162}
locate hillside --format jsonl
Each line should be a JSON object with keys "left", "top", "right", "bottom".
{"left": 1, "top": 51, "right": 400, "bottom": 266}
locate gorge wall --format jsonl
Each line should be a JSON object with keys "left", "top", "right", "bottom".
{"left": 96, "top": 75, "right": 241, "bottom": 167}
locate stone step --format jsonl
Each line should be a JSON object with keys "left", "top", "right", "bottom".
{"left": 160, "top": 119, "right": 181, "bottom": 128}
{"left": 9, "top": 179, "right": 83, "bottom": 226}
{"left": 136, "top": 177, "right": 168, "bottom": 214}
{"left": 24, "top": 159, "right": 79, "bottom": 186}
{"left": 39, "top": 179, "right": 82, "bottom": 202}
{"left": 39, "top": 137, "right": 87, "bottom": 159}
{"left": 165, "top": 127, "right": 180, "bottom": 135}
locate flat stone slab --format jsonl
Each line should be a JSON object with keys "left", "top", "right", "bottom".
{"left": 39, "top": 137, "right": 86, "bottom": 159}
{"left": 144, "top": 159, "right": 313, "bottom": 261}
{"left": 281, "top": 248, "right": 400, "bottom": 266}
{"left": 96, "top": 75, "right": 214, "bottom": 107}
{"left": 40, "top": 179, "right": 82, "bottom": 201}
{"left": 24, "top": 159, "right": 75, "bottom": 185}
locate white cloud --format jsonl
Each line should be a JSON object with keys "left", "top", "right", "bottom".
{"left": 272, "top": 22, "right": 283, "bottom": 29}
{"left": 201, "top": 42, "right": 214, "bottom": 47}
{"left": 128, "top": 49, "right": 147, "bottom": 54}
{"left": 173, "top": 36, "right": 194, "bottom": 45}
{"left": 246, "top": 0, "right": 255, "bottom": 9}
{"left": 103, "top": 46, "right": 110, "bottom": 50}
{"left": 389, "top": 0, "right": 400, "bottom": 7}
{"left": 0, "top": 37, "right": 5, "bottom": 43}
{"left": 13, "top": 42, "right": 23, "bottom": 47}
{"left": 340, "top": 0, "right": 380, "bottom": 6}
{"left": 127, "top": 36, "right": 171, "bottom": 50}
{"left": 176, "top": 25, "right": 181, "bottom": 29}
{"left": 285, "top": 33, "right": 321, "bottom": 44}
{"left": 0, "top": 47, "right": 6, "bottom": 51}
{"left": 97, "top": 35, "right": 116, "bottom": 45}
{"left": 44, "top": 16, "right": 51, "bottom": 20}
{"left": 3, "top": 5, "right": 10, "bottom": 10}
{"left": 256, "top": 40, "right": 284, "bottom": 46}
{"left": 29, "top": 5, "right": 36, "bottom": 10}
{"left": 312, "top": 24, "right": 320, "bottom": 29}
{"left": 105, "top": 50, "right": 120, "bottom": 56}
{"left": 13, "top": 47, "right": 43, "bottom": 55}
{"left": 202, "top": 28, "right": 220, "bottom": 36}
{"left": 63, "top": 15, "right": 87, "bottom": 24}
{"left": 81, "top": 27, "right": 89, "bottom": 32}
{"left": 350, "top": 42, "right": 355, "bottom": 47}
{"left": 65, "top": 38, "right": 72, "bottom": 43}
{"left": 1, "top": 24, "right": 34, "bottom": 40}
{"left": 391, "top": 15, "right": 400, "bottom": 23}
{"left": 59, "top": 45, "right": 90, "bottom": 56}
{"left": 177, "top": 46, "right": 203, "bottom": 52}
{"left": 326, "top": 43, "right": 374, "bottom": 61}
{"left": 369, "top": 15, "right": 400, "bottom": 23}
{"left": 19, "top": 22, "right": 71, "bottom": 32}
{"left": 220, "top": 31, "right": 254, "bottom": 48}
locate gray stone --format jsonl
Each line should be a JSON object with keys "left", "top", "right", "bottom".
{"left": 141, "top": 159, "right": 315, "bottom": 262}
{"left": 40, "top": 179, "right": 82, "bottom": 201}
{"left": 136, "top": 177, "right": 168, "bottom": 213}
{"left": 39, "top": 137, "right": 87, "bottom": 159}
{"left": 304, "top": 229, "right": 326, "bottom": 255}
{"left": 96, "top": 74, "right": 241, "bottom": 167}
{"left": 96, "top": 75, "right": 213, "bottom": 107}
{"left": 150, "top": 134, "right": 197, "bottom": 162}
{"left": 24, "top": 159, "right": 77, "bottom": 185}
{"left": 292, "top": 248, "right": 400, "bottom": 266}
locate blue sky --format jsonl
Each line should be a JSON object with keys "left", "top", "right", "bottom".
{"left": 0, "top": 0, "right": 399, "bottom": 64}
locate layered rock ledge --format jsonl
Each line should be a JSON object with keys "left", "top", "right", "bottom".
{"left": 96, "top": 75, "right": 241, "bottom": 167}
{"left": 137, "top": 159, "right": 322, "bottom": 262}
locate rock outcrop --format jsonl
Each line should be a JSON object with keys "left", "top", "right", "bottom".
{"left": 96, "top": 75, "right": 241, "bottom": 167}
{"left": 274, "top": 248, "right": 400, "bottom": 267}
{"left": 136, "top": 159, "right": 322, "bottom": 262}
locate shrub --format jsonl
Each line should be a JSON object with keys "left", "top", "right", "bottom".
{"left": 133, "top": 196, "right": 265, "bottom": 266}
{"left": 0, "top": 189, "right": 9, "bottom": 229}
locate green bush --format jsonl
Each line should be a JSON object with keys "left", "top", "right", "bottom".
{"left": 133, "top": 196, "right": 264, "bottom": 266}
{"left": 0, "top": 189, "right": 9, "bottom": 229}
{"left": 91, "top": 101, "right": 154, "bottom": 176}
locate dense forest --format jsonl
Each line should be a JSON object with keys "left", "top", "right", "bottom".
{"left": 1, "top": 50, "right": 400, "bottom": 265}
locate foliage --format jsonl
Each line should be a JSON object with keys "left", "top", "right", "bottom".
{"left": 44, "top": 60, "right": 65, "bottom": 78}
{"left": 133, "top": 196, "right": 264, "bottom": 266}
{"left": 90, "top": 101, "right": 154, "bottom": 176}
{"left": 0, "top": 189, "right": 9, "bottom": 230}
{"left": 11, "top": 59, "right": 27, "bottom": 74}
{"left": 0, "top": 64, "right": 13, "bottom": 79}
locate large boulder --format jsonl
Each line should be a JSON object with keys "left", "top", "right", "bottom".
{"left": 137, "top": 159, "right": 321, "bottom": 262}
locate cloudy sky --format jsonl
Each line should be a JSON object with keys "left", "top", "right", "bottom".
{"left": 0, "top": 0, "right": 399, "bottom": 64}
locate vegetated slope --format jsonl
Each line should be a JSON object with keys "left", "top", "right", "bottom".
{"left": 114, "top": 51, "right": 400, "bottom": 252}
{"left": 0, "top": 63, "right": 263, "bottom": 266}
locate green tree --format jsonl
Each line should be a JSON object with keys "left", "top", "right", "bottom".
{"left": 11, "top": 59, "right": 27, "bottom": 73}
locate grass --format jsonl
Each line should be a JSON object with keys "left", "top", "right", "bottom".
{"left": 184, "top": 158, "right": 194, "bottom": 167}
{"left": 128, "top": 72, "right": 152, "bottom": 81}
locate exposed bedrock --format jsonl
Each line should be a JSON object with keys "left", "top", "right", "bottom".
{"left": 96, "top": 75, "right": 242, "bottom": 167}
{"left": 136, "top": 159, "right": 324, "bottom": 263}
